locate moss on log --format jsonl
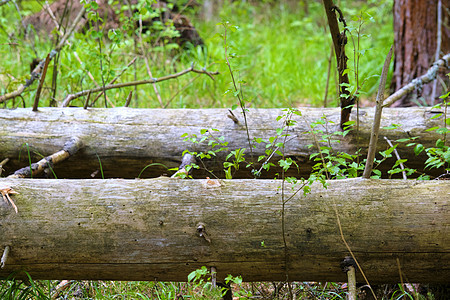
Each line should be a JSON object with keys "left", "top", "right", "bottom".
{"left": 0, "top": 107, "right": 446, "bottom": 179}
{"left": 0, "top": 178, "right": 448, "bottom": 283}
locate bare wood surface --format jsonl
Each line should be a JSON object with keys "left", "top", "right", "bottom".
{"left": 0, "top": 107, "right": 447, "bottom": 179}
{"left": 0, "top": 178, "right": 448, "bottom": 283}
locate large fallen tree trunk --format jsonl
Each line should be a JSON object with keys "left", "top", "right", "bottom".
{"left": 0, "top": 178, "right": 448, "bottom": 283}
{"left": 0, "top": 107, "right": 446, "bottom": 179}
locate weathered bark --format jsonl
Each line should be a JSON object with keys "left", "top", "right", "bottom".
{"left": 391, "top": 0, "right": 450, "bottom": 106}
{"left": 0, "top": 107, "right": 447, "bottom": 179}
{"left": 0, "top": 178, "right": 448, "bottom": 283}
{"left": 0, "top": 178, "right": 450, "bottom": 283}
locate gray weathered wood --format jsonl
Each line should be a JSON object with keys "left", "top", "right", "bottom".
{"left": 0, "top": 178, "right": 448, "bottom": 283}
{"left": 0, "top": 107, "right": 446, "bottom": 178}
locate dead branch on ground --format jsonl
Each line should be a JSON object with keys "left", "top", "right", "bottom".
{"left": 8, "top": 137, "right": 84, "bottom": 178}
{"left": 383, "top": 53, "right": 450, "bottom": 107}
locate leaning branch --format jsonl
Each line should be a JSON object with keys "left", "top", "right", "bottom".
{"left": 363, "top": 46, "right": 393, "bottom": 179}
{"left": 61, "top": 66, "right": 219, "bottom": 107}
{"left": 383, "top": 53, "right": 450, "bottom": 107}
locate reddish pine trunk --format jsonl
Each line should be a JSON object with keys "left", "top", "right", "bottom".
{"left": 391, "top": 0, "right": 450, "bottom": 106}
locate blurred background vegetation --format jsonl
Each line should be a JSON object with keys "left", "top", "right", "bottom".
{"left": 0, "top": 0, "right": 393, "bottom": 109}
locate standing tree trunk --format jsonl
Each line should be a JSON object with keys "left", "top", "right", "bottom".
{"left": 391, "top": 0, "right": 450, "bottom": 107}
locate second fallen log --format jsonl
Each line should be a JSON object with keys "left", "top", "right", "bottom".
{"left": 0, "top": 107, "right": 446, "bottom": 178}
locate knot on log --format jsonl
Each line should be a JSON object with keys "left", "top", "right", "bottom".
{"left": 196, "top": 223, "right": 211, "bottom": 243}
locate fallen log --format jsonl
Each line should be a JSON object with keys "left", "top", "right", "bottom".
{"left": 0, "top": 178, "right": 448, "bottom": 283}
{"left": 0, "top": 107, "right": 446, "bottom": 179}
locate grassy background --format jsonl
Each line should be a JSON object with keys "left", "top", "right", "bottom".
{"left": 0, "top": 1, "right": 421, "bottom": 299}
{"left": 0, "top": 0, "right": 393, "bottom": 109}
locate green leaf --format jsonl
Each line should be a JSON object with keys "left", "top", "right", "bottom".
{"left": 383, "top": 124, "right": 400, "bottom": 130}
{"left": 414, "top": 144, "right": 424, "bottom": 155}
{"left": 426, "top": 126, "right": 440, "bottom": 132}
{"left": 436, "top": 127, "right": 450, "bottom": 134}
{"left": 396, "top": 138, "right": 411, "bottom": 143}
{"left": 430, "top": 113, "right": 443, "bottom": 119}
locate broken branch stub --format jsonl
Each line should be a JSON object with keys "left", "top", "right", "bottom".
{"left": 8, "top": 137, "right": 84, "bottom": 178}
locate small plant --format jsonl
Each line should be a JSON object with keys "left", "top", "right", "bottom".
{"left": 413, "top": 83, "right": 449, "bottom": 179}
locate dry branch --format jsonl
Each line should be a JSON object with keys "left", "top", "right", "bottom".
{"left": 7, "top": 137, "right": 84, "bottom": 178}
{"left": 363, "top": 46, "right": 393, "bottom": 179}
{"left": 383, "top": 53, "right": 450, "bottom": 107}
{"left": 0, "top": 177, "right": 448, "bottom": 283}
{"left": 60, "top": 66, "right": 219, "bottom": 107}
{"left": 0, "top": 107, "right": 447, "bottom": 179}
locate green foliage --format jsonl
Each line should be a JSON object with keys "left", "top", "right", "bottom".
{"left": 0, "top": 0, "right": 393, "bottom": 109}
{"left": 412, "top": 92, "right": 449, "bottom": 178}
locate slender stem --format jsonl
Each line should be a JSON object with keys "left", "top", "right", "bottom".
{"left": 363, "top": 46, "right": 393, "bottom": 178}
{"left": 383, "top": 136, "right": 407, "bottom": 179}
{"left": 95, "top": 12, "right": 108, "bottom": 108}
{"left": 223, "top": 25, "right": 253, "bottom": 155}
{"left": 32, "top": 53, "right": 51, "bottom": 111}
{"left": 139, "top": 16, "right": 163, "bottom": 107}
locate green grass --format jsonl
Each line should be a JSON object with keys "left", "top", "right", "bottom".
{"left": 0, "top": 0, "right": 393, "bottom": 109}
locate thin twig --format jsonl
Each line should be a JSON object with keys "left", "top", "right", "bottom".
{"left": 383, "top": 136, "right": 407, "bottom": 179}
{"left": 332, "top": 200, "right": 377, "bottom": 300}
{"left": 61, "top": 66, "right": 218, "bottom": 107}
{"left": 90, "top": 57, "right": 137, "bottom": 107}
{"left": 83, "top": 91, "right": 91, "bottom": 109}
{"left": 322, "top": 0, "right": 353, "bottom": 128}
{"left": 124, "top": 91, "right": 133, "bottom": 107}
{"left": 12, "top": 0, "right": 26, "bottom": 32}
{"left": 223, "top": 25, "right": 253, "bottom": 155}
{"left": 55, "top": 5, "right": 86, "bottom": 52}
{"left": 139, "top": 16, "right": 163, "bottom": 107}
{"left": 95, "top": 11, "right": 108, "bottom": 108}
{"left": 363, "top": 46, "right": 393, "bottom": 178}
{"left": 0, "top": 158, "right": 9, "bottom": 176}
{"left": 42, "top": 2, "right": 114, "bottom": 108}
{"left": 32, "top": 53, "right": 51, "bottom": 111}
{"left": 383, "top": 53, "right": 450, "bottom": 107}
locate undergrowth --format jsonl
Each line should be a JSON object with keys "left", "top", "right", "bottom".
{"left": 0, "top": 0, "right": 393, "bottom": 109}
{"left": 1, "top": 1, "right": 445, "bottom": 300}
